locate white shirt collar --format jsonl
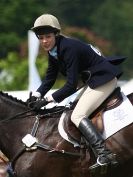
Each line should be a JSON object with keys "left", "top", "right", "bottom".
{"left": 49, "top": 46, "right": 57, "bottom": 59}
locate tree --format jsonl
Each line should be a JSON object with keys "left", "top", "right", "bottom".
{"left": 0, "top": 0, "right": 133, "bottom": 80}
{"left": 0, "top": 0, "right": 47, "bottom": 57}
{"left": 91, "top": 0, "right": 133, "bottom": 78}
{"left": 45, "top": 0, "right": 106, "bottom": 27}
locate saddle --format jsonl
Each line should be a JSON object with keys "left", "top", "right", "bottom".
{"left": 63, "top": 87, "right": 123, "bottom": 142}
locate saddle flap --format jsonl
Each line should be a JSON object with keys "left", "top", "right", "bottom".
{"left": 91, "top": 87, "right": 123, "bottom": 134}
{"left": 62, "top": 110, "right": 81, "bottom": 143}
{"left": 90, "top": 87, "right": 123, "bottom": 118}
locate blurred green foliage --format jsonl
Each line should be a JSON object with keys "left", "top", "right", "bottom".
{"left": 90, "top": 0, "right": 133, "bottom": 79}
{"left": 0, "top": 52, "right": 65, "bottom": 90}
{"left": 0, "top": 53, "right": 28, "bottom": 90}
{"left": 0, "top": 0, "right": 133, "bottom": 90}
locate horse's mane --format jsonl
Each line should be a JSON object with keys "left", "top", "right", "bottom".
{"left": 0, "top": 91, "right": 27, "bottom": 106}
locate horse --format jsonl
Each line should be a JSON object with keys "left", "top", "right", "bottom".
{"left": 0, "top": 88, "right": 132, "bottom": 177}
{"left": 0, "top": 91, "right": 91, "bottom": 177}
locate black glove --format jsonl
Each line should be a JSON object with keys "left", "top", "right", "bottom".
{"left": 26, "top": 92, "right": 38, "bottom": 108}
{"left": 33, "top": 98, "right": 49, "bottom": 111}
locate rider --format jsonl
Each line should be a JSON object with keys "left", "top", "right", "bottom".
{"left": 28, "top": 14, "right": 122, "bottom": 173}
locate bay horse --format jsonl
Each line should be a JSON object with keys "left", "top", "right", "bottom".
{"left": 0, "top": 88, "right": 133, "bottom": 177}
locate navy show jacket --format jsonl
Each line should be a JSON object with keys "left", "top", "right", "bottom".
{"left": 37, "top": 35, "right": 122, "bottom": 102}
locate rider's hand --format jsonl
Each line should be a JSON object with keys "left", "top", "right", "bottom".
{"left": 33, "top": 98, "right": 49, "bottom": 111}
{"left": 26, "top": 91, "right": 41, "bottom": 108}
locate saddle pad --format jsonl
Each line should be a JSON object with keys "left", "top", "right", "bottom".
{"left": 102, "top": 92, "right": 133, "bottom": 139}
{"left": 58, "top": 112, "right": 80, "bottom": 147}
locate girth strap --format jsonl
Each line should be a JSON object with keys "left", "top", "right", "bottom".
{"left": 35, "top": 143, "right": 81, "bottom": 157}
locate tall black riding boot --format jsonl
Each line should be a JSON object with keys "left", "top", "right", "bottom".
{"left": 78, "top": 118, "right": 118, "bottom": 174}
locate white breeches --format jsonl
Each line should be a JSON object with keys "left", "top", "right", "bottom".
{"left": 71, "top": 78, "right": 117, "bottom": 127}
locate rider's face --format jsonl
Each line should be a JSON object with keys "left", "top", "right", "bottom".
{"left": 38, "top": 33, "right": 56, "bottom": 51}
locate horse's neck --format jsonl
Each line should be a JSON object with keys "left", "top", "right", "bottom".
{"left": 0, "top": 114, "right": 60, "bottom": 161}
{"left": 0, "top": 95, "right": 27, "bottom": 118}
{"left": 0, "top": 118, "right": 32, "bottom": 160}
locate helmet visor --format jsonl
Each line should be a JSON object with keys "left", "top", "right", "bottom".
{"left": 32, "top": 26, "right": 59, "bottom": 35}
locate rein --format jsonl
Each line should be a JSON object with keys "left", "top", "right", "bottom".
{"left": 0, "top": 109, "right": 35, "bottom": 123}
{"left": 0, "top": 105, "right": 70, "bottom": 123}
{"left": 0, "top": 83, "right": 85, "bottom": 124}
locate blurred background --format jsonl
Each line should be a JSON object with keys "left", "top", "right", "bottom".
{"left": 0, "top": 0, "right": 133, "bottom": 99}
{"left": 0, "top": 0, "right": 133, "bottom": 168}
